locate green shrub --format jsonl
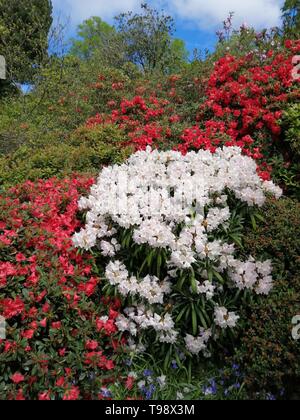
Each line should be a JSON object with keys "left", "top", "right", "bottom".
{"left": 234, "top": 197, "right": 300, "bottom": 397}
{"left": 282, "top": 103, "right": 300, "bottom": 158}
{"left": 0, "top": 125, "right": 133, "bottom": 189}
{"left": 270, "top": 103, "right": 300, "bottom": 199}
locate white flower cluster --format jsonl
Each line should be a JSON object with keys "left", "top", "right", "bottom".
{"left": 185, "top": 329, "right": 212, "bottom": 355}
{"left": 214, "top": 306, "right": 240, "bottom": 329}
{"left": 229, "top": 258, "right": 274, "bottom": 295}
{"left": 105, "top": 261, "right": 171, "bottom": 304}
{"left": 73, "top": 146, "right": 282, "bottom": 254}
{"left": 196, "top": 280, "right": 216, "bottom": 300}
{"left": 116, "top": 305, "right": 179, "bottom": 344}
{"left": 74, "top": 147, "right": 282, "bottom": 356}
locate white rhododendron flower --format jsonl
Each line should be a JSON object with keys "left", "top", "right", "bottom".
{"left": 214, "top": 307, "right": 240, "bottom": 329}
{"left": 185, "top": 329, "right": 212, "bottom": 355}
{"left": 196, "top": 280, "right": 216, "bottom": 300}
{"left": 229, "top": 257, "right": 274, "bottom": 294}
{"left": 74, "top": 147, "right": 282, "bottom": 355}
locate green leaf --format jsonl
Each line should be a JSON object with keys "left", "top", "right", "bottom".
{"left": 250, "top": 214, "right": 257, "bottom": 231}
{"left": 195, "top": 305, "right": 208, "bottom": 329}
{"left": 213, "top": 270, "right": 225, "bottom": 284}
{"left": 229, "top": 234, "right": 243, "bottom": 249}
{"left": 176, "top": 307, "right": 187, "bottom": 323}
{"left": 157, "top": 252, "right": 162, "bottom": 278}
{"left": 191, "top": 276, "right": 198, "bottom": 294}
{"left": 191, "top": 304, "right": 198, "bottom": 335}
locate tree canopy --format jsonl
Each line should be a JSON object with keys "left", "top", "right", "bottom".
{"left": 0, "top": 0, "right": 53, "bottom": 84}
{"left": 70, "top": 17, "right": 116, "bottom": 60}
{"left": 115, "top": 3, "right": 188, "bottom": 73}
{"left": 282, "top": 0, "right": 300, "bottom": 38}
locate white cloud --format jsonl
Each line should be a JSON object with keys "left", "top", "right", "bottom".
{"left": 52, "top": 0, "right": 284, "bottom": 30}
{"left": 52, "top": 0, "right": 141, "bottom": 24}
{"left": 163, "top": 0, "right": 283, "bottom": 29}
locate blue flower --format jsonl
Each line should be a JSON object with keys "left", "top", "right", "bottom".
{"left": 203, "top": 379, "right": 217, "bottom": 396}
{"left": 144, "top": 384, "right": 156, "bottom": 400}
{"left": 101, "top": 388, "right": 112, "bottom": 398}
{"left": 232, "top": 364, "right": 242, "bottom": 377}
{"left": 89, "top": 372, "right": 96, "bottom": 381}
{"left": 143, "top": 369, "right": 153, "bottom": 377}
{"left": 171, "top": 360, "right": 178, "bottom": 369}
{"left": 224, "top": 388, "right": 230, "bottom": 397}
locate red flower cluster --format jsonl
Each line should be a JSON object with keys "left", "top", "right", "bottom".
{"left": 84, "top": 41, "right": 299, "bottom": 180}
{"left": 176, "top": 42, "right": 300, "bottom": 178}
{"left": 0, "top": 177, "right": 132, "bottom": 400}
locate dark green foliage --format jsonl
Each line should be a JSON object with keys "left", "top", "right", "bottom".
{"left": 282, "top": 103, "right": 300, "bottom": 158}
{"left": 115, "top": 3, "right": 188, "bottom": 74}
{"left": 272, "top": 103, "right": 300, "bottom": 199}
{"left": 70, "top": 17, "right": 117, "bottom": 60}
{"left": 282, "top": 0, "right": 300, "bottom": 38}
{"left": 0, "top": 124, "right": 132, "bottom": 189}
{"left": 234, "top": 197, "right": 300, "bottom": 397}
{"left": 69, "top": 16, "right": 127, "bottom": 69}
{"left": 0, "top": 0, "right": 53, "bottom": 84}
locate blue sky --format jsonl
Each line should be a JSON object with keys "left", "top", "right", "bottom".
{"left": 52, "top": 0, "right": 285, "bottom": 53}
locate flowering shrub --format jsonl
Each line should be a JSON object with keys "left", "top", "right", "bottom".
{"left": 82, "top": 41, "right": 299, "bottom": 187}
{"left": 74, "top": 147, "right": 282, "bottom": 366}
{"left": 0, "top": 37, "right": 299, "bottom": 400}
{"left": 0, "top": 177, "right": 137, "bottom": 400}
{"left": 176, "top": 41, "right": 300, "bottom": 181}
{"left": 1, "top": 42, "right": 299, "bottom": 195}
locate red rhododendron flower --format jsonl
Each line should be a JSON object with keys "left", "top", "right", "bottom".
{"left": 11, "top": 373, "right": 25, "bottom": 384}
{"left": 39, "top": 391, "right": 51, "bottom": 401}
{"left": 56, "top": 377, "right": 65, "bottom": 387}
{"left": 51, "top": 322, "right": 62, "bottom": 330}
{"left": 126, "top": 375, "right": 135, "bottom": 391}
{"left": 22, "top": 329, "right": 35, "bottom": 339}
{"left": 63, "top": 386, "right": 80, "bottom": 401}
{"left": 0, "top": 297, "right": 25, "bottom": 319}
{"left": 85, "top": 340, "right": 98, "bottom": 351}
{"left": 16, "top": 389, "right": 26, "bottom": 401}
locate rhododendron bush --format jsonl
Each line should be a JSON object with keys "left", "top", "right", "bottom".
{"left": 78, "top": 41, "right": 300, "bottom": 190}
{"left": 0, "top": 32, "right": 299, "bottom": 400}
{"left": 0, "top": 177, "right": 136, "bottom": 400}
{"left": 74, "top": 147, "right": 282, "bottom": 365}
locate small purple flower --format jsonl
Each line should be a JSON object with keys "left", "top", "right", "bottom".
{"left": 144, "top": 384, "right": 156, "bottom": 400}
{"left": 143, "top": 369, "right": 153, "bottom": 377}
{"left": 280, "top": 389, "right": 285, "bottom": 397}
{"left": 171, "top": 360, "right": 178, "bottom": 369}
{"left": 101, "top": 388, "right": 112, "bottom": 398}
{"left": 89, "top": 372, "right": 96, "bottom": 381}
{"left": 224, "top": 388, "right": 230, "bottom": 397}
{"left": 203, "top": 379, "right": 217, "bottom": 396}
